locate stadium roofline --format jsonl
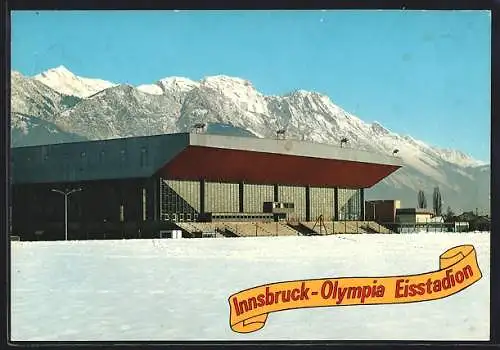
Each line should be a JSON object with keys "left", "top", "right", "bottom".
{"left": 188, "top": 133, "right": 403, "bottom": 167}
{"left": 11, "top": 132, "right": 403, "bottom": 185}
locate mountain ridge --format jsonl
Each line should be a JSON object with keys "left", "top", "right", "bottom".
{"left": 22, "top": 68, "right": 490, "bottom": 166}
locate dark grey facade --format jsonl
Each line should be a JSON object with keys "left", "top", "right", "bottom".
{"left": 11, "top": 133, "right": 190, "bottom": 184}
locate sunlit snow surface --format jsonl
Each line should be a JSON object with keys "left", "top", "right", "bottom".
{"left": 11, "top": 232, "right": 489, "bottom": 341}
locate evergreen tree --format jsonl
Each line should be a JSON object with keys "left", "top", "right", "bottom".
{"left": 433, "top": 186, "right": 442, "bottom": 216}
{"left": 418, "top": 190, "right": 427, "bottom": 209}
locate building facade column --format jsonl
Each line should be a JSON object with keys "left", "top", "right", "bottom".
{"left": 239, "top": 181, "right": 244, "bottom": 213}
{"left": 155, "top": 177, "right": 161, "bottom": 221}
{"left": 145, "top": 176, "right": 160, "bottom": 222}
{"left": 360, "top": 188, "right": 365, "bottom": 221}
{"left": 200, "top": 178, "right": 205, "bottom": 213}
{"left": 334, "top": 187, "right": 339, "bottom": 221}
{"left": 305, "top": 185, "right": 311, "bottom": 222}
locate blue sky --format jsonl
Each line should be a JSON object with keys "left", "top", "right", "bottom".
{"left": 11, "top": 10, "right": 491, "bottom": 162}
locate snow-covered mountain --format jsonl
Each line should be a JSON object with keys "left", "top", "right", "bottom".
{"left": 10, "top": 67, "right": 490, "bottom": 213}
{"left": 34, "top": 65, "right": 117, "bottom": 98}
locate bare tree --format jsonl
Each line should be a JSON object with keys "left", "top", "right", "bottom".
{"left": 444, "top": 206, "right": 455, "bottom": 223}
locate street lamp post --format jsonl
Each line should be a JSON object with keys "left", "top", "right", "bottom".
{"left": 51, "top": 188, "right": 82, "bottom": 241}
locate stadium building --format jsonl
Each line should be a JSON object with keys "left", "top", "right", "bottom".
{"left": 10, "top": 132, "right": 402, "bottom": 240}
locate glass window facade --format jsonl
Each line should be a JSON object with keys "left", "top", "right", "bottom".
{"left": 159, "top": 179, "right": 200, "bottom": 221}
{"left": 205, "top": 181, "right": 239, "bottom": 213}
{"left": 243, "top": 184, "right": 274, "bottom": 213}
{"left": 338, "top": 188, "right": 362, "bottom": 220}
{"left": 310, "top": 187, "right": 335, "bottom": 221}
{"left": 278, "top": 185, "right": 306, "bottom": 222}
{"left": 157, "top": 178, "right": 363, "bottom": 223}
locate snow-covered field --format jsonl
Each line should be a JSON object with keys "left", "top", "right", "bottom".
{"left": 11, "top": 232, "right": 490, "bottom": 341}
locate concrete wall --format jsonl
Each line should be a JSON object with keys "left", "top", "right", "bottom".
{"left": 243, "top": 183, "right": 274, "bottom": 213}
{"left": 310, "top": 187, "right": 335, "bottom": 221}
{"left": 205, "top": 181, "right": 239, "bottom": 213}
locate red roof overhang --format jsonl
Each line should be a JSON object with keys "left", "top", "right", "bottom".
{"left": 157, "top": 146, "right": 400, "bottom": 188}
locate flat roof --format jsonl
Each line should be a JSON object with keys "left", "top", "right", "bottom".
{"left": 12, "top": 132, "right": 403, "bottom": 186}
{"left": 396, "top": 208, "right": 435, "bottom": 215}
{"left": 189, "top": 133, "right": 403, "bottom": 167}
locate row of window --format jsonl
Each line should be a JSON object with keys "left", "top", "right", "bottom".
{"left": 23, "top": 147, "right": 150, "bottom": 168}
{"left": 161, "top": 212, "right": 199, "bottom": 222}
{"left": 160, "top": 212, "right": 276, "bottom": 223}
{"left": 212, "top": 214, "right": 274, "bottom": 221}
{"left": 271, "top": 202, "right": 294, "bottom": 209}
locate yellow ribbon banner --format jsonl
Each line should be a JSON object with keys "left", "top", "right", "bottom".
{"left": 228, "top": 245, "right": 482, "bottom": 333}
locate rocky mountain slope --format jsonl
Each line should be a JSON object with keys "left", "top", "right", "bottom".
{"left": 10, "top": 67, "right": 490, "bottom": 213}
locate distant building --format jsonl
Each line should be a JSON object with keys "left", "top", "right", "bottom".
{"left": 365, "top": 199, "right": 400, "bottom": 223}
{"left": 396, "top": 208, "right": 435, "bottom": 224}
{"left": 395, "top": 208, "right": 450, "bottom": 233}
{"left": 454, "top": 221, "right": 469, "bottom": 232}
{"left": 455, "top": 211, "right": 490, "bottom": 232}
{"left": 455, "top": 211, "right": 477, "bottom": 222}
{"left": 473, "top": 216, "right": 491, "bottom": 231}
{"left": 429, "top": 216, "right": 444, "bottom": 223}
